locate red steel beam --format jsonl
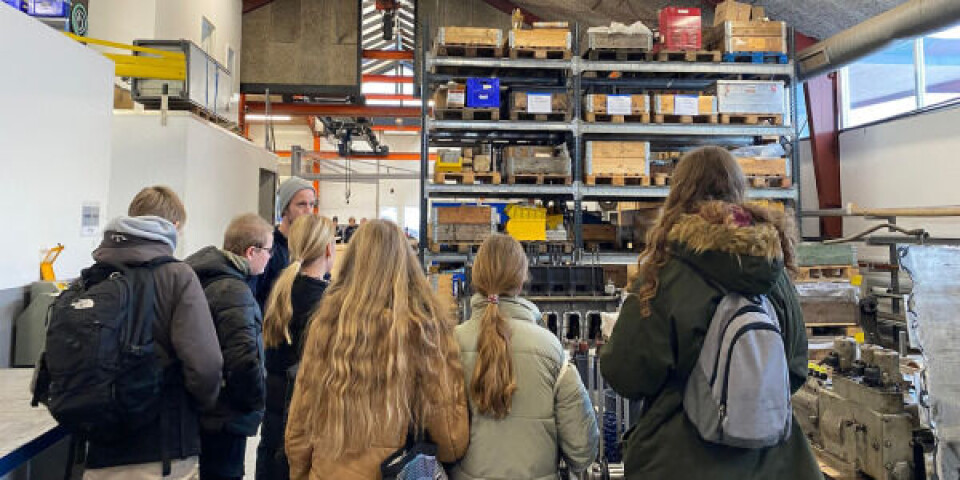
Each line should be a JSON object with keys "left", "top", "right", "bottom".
{"left": 362, "top": 74, "right": 414, "bottom": 83}
{"left": 362, "top": 49, "right": 414, "bottom": 60}
{"left": 479, "top": 0, "right": 540, "bottom": 24}
{"left": 364, "top": 94, "right": 417, "bottom": 101}
{"left": 797, "top": 32, "right": 843, "bottom": 238}
{"left": 245, "top": 102, "right": 421, "bottom": 117}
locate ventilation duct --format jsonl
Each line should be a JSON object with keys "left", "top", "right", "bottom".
{"left": 798, "top": 0, "right": 960, "bottom": 81}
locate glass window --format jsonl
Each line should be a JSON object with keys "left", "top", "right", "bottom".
{"left": 923, "top": 23, "right": 960, "bottom": 106}
{"left": 404, "top": 206, "right": 420, "bottom": 239}
{"left": 796, "top": 83, "right": 809, "bottom": 139}
{"left": 201, "top": 17, "right": 216, "bottom": 55}
{"left": 380, "top": 207, "right": 398, "bottom": 223}
{"left": 844, "top": 39, "right": 918, "bottom": 128}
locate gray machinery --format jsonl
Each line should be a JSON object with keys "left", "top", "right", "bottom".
{"left": 794, "top": 337, "right": 933, "bottom": 480}
{"left": 13, "top": 282, "right": 61, "bottom": 367}
{"left": 131, "top": 39, "right": 232, "bottom": 121}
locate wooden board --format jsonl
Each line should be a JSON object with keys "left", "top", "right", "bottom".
{"left": 504, "top": 156, "right": 571, "bottom": 176}
{"left": 736, "top": 157, "right": 788, "bottom": 177}
{"left": 716, "top": 20, "right": 787, "bottom": 37}
{"left": 510, "top": 28, "right": 571, "bottom": 49}
{"left": 589, "top": 141, "right": 650, "bottom": 159}
{"left": 438, "top": 27, "right": 503, "bottom": 47}
{"left": 436, "top": 206, "right": 491, "bottom": 225}
{"left": 584, "top": 94, "right": 650, "bottom": 114}
{"left": 509, "top": 111, "right": 571, "bottom": 121}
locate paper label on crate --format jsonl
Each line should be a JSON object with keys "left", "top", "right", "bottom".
{"left": 527, "top": 93, "right": 553, "bottom": 114}
{"left": 606, "top": 95, "right": 633, "bottom": 115}
{"left": 674, "top": 95, "right": 699, "bottom": 116}
{"left": 447, "top": 91, "right": 465, "bottom": 106}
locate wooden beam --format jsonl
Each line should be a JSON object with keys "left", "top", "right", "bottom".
{"left": 246, "top": 102, "right": 422, "bottom": 117}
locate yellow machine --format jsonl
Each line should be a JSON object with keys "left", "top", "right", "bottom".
{"left": 40, "top": 244, "right": 64, "bottom": 282}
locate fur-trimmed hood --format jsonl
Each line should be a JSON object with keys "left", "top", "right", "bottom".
{"left": 668, "top": 201, "right": 786, "bottom": 295}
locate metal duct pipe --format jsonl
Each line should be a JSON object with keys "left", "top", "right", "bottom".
{"left": 798, "top": 0, "right": 960, "bottom": 81}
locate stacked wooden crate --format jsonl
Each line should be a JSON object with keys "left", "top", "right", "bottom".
{"left": 652, "top": 94, "right": 718, "bottom": 124}
{"left": 509, "top": 90, "right": 571, "bottom": 121}
{"left": 509, "top": 22, "right": 572, "bottom": 59}
{"left": 705, "top": 20, "right": 787, "bottom": 55}
{"left": 583, "top": 94, "right": 651, "bottom": 123}
{"left": 435, "top": 27, "right": 505, "bottom": 57}
{"left": 795, "top": 244, "right": 861, "bottom": 331}
{"left": 584, "top": 24, "right": 653, "bottom": 61}
{"left": 735, "top": 156, "right": 791, "bottom": 188}
{"left": 503, "top": 145, "right": 571, "bottom": 184}
{"left": 585, "top": 141, "right": 650, "bottom": 185}
{"left": 430, "top": 206, "right": 495, "bottom": 252}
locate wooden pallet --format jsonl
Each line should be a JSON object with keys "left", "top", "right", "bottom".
{"left": 433, "top": 171, "right": 502, "bottom": 185}
{"left": 653, "top": 113, "right": 719, "bottom": 124}
{"left": 794, "top": 265, "right": 859, "bottom": 283}
{"left": 584, "top": 112, "right": 651, "bottom": 123}
{"left": 748, "top": 175, "right": 792, "bottom": 188}
{"left": 806, "top": 325, "right": 863, "bottom": 340}
{"left": 434, "top": 107, "right": 500, "bottom": 121}
{"left": 507, "top": 173, "right": 572, "bottom": 185}
{"left": 584, "top": 174, "right": 650, "bottom": 186}
{"left": 652, "top": 173, "right": 672, "bottom": 186}
{"left": 509, "top": 47, "right": 572, "bottom": 60}
{"left": 509, "top": 111, "right": 572, "bottom": 122}
{"left": 651, "top": 50, "right": 722, "bottom": 62}
{"left": 429, "top": 241, "right": 482, "bottom": 253}
{"left": 585, "top": 48, "right": 650, "bottom": 61}
{"left": 522, "top": 241, "right": 574, "bottom": 253}
{"left": 720, "top": 113, "right": 784, "bottom": 125}
{"left": 435, "top": 43, "right": 505, "bottom": 58}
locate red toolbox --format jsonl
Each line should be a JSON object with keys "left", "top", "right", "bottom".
{"left": 659, "top": 7, "right": 702, "bottom": 50}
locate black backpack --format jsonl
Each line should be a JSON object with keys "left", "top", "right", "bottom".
{"left": 32, "top": 256, "right": 177, "bottom": 442}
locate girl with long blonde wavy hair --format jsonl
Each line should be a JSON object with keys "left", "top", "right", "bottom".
{"left": 450, "top": 234, "right": 598, "bottom": 480}
{"left": 257, "top": 214, "right": 336, "bottom": 480}
{"left": 285, "top": 219, "right": 469, "bottom": 480}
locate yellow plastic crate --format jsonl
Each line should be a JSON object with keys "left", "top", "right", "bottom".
{"left": 505, "top": 205, "right": 547, "bottom": 241}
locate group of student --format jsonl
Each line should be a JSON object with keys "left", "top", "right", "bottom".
{"left": 65, "top": 145, "right": 825, "bottom": 480}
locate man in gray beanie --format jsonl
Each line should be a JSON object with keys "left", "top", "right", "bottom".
{"left": 249, "top": 177, "right": 316, "bottom": 309}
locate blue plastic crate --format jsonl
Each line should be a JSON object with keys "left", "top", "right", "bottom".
{"left": 722, "top": 51, "right": 789, "bottom": 65}
{"left": 466, "top": 77, "right": 500, "bottom": 108}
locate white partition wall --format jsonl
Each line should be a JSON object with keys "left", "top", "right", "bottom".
{"left": 108, "top": 111, "right": 278, "bottom": 257}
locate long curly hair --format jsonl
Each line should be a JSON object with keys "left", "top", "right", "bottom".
{"left": 628, "top": 146, "right": 796, "bottom": 316}
{"left": 469, "top": 234, "right": 528, "bottom": 419}
{"left": 292, "top": 219, "right": 464, "bottom": 459}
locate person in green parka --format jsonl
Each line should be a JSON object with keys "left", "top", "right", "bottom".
{"left": 600, "top": 146, "right": 823, "bottom": 480}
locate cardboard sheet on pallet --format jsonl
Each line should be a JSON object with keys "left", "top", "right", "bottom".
{"left": 509, "top": 28, "right": 571, "bottom": 49}
{"left": 438, "top": 27, "right": 503, "bottom": 47}
{"left": 586, "top": 141, "right": 650, "bottom": 175}
{"left": 436, "top": 206, "right": 492, "bottom": 225}
{"left": 584, "top": 94, "right": 650, "bottom": 114}
{"left": 653, "top": 94, "right": 717, "bottom": 115}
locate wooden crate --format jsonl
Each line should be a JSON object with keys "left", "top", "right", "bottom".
{"left": 653, "top": 94, "right": 717, "bottom": 115}
{"left": 436, "top": 206, "right": 491, "bottom": 225}
{"left": 438, "top": 27, "right": 503, "bottom": 47}
{"left": 503, "top": 145, "right": 571, "bottom": 176}
{"left": 582, "top": 224, "right": 618, "bottom": 242}
{"left": 713, "top": 0, "right": 752, "bottom": 25}
{"left": 705, "top": 21, "right": 787, "bottom": 54}
{"left": 509, "top": 91, "right": 571, "bottom": 120}
{"left": 432, "top": 224, "right": 494, "bottom": 243}
{"left": 584, "top": 94, "right": 650, "bottom": 115}
{"left": 585, "top": 141, "right": 649, "bottom": 176}
{"left": 586, "top": 31, "right": 653, "bottom": 51}
{"left": 509, "top": 28, "right": 571, "bottom": 49}
{"left": 432, "top": 84, "right": 466, "bottom": 110}
{"left": 473, "top": 154, "right": 492, "bottom": 173}
{"left": 736, "top": 157, "right": 788, "bottom": 177}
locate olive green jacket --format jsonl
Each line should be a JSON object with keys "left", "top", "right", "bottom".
{"left": 600, "top": 208, "right": 823, "bottom": 480}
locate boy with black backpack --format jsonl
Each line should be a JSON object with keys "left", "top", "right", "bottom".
{"left": 185, "top": 213, "right": 272, "bottom": 480}
{"left": 34, "top": 186, "right": 223, "bottom": 480}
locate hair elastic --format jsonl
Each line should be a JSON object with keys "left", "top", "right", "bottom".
{"left": 487, "top": 294, "right": 499, "bottom": 304}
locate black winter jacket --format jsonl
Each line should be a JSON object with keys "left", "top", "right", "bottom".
{"left": 264, "top": 274, "right": 328, "bottom": 413}
{"left": 249, "top": 228, "right": 289, "bottom": 312}
{"left": 186, "top": 246, "right": 266, "bottom": 436}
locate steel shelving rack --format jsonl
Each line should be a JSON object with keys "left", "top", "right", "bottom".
{"left": 418, "top": 25, "right": 799, "bottom": 266}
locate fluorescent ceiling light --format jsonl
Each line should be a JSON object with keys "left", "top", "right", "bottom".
{"left": 246, "top": 114, "right": 292, "bottom": 121}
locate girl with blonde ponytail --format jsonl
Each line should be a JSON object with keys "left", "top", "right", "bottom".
{"left": 256, "top": 214, "right": 336, "bottom": 480}
{"left": 451, "top": 234, "right": 599, "bottom": 480}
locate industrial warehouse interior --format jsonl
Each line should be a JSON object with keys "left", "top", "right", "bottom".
{"left": 2, "top": 0, "right": 960, "bottom": 479}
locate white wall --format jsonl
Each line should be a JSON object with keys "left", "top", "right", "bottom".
{"left": 88, "top": 0, "right": 158, "bottom": 49}
{"left": 839, "top": 107, "right": 960, "bottom": 261}
{"left": 0, "top": 7, "right": 114, "bottom": 289}
{"left": 155, "top": 0, "right": 243, "bottom": 92}
{"left": 797, "top": 139, "right": 819, "bottom": 238}
{"left": 109, "top": 111, "right": 278, "bottom": 257}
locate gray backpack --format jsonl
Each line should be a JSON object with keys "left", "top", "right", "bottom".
{"left": 683, "top": 292, "right": 792, "bottom": 448}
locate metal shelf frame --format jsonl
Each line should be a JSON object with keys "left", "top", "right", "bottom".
{"left": 418, "top": 22, "right": 801, "bottom": 266}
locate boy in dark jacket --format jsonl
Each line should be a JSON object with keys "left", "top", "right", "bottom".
{"left": 83, "top": 186, "right": 223, "bottom": 480}
{"left": 186, "top": 213, "right": 274, "bottom": 480}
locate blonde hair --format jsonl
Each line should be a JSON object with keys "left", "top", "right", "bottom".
{"left": 128, "top": 186, "right": 186, "bottom": 226}
{"left": 629, "top": 146, "right": 795, "bottom": 316}
{"left": 223, "top": 213, "right": 273, "bottom": 256}
{"left": 470, "top": 234, "right": 527, "bottom": 419}
{"left": 263, "top": 214, "right": 336, "bottom": 348}
{"left": 293, "top": 219, "right": 464, "bottom": 459}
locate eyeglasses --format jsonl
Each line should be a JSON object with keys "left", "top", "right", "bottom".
{"left": 253, "top": 246, "right": 272, "bottom": 256}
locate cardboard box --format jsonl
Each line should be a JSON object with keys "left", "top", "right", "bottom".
{"left": 705, "top": 21, "right": 786, "bottom": 53}
{"left": 654, "top": 94, "right": 717, "bottom": 115}
{"left": 509, "top": 28, "right": 571, "bottom": 49}
{"left": 751, "top": 6, "right": 766, "bottom": 20}
{"left": 585, "top": 141, "right": 650, "bottom": 175}
{"left": 713, "top": 0, "right": 752, "bottom": 26}
{"left": 473, "top": 154, "right": 492, "bottom": 173}
{"left": 436, "top": 206, "right": 491, "bottom": 225}
{"left": 584, "top": 94, "right": 650, "bottom": 114}
{"left": 438, "top": 27, "right": 503, "bottom": 47}
{"left": 715, "top": 80, "right": 785, "bottom": 115}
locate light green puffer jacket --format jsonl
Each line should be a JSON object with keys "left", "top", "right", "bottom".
{"left": 452, "top": 294, "right": 600, "bottom": 480}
